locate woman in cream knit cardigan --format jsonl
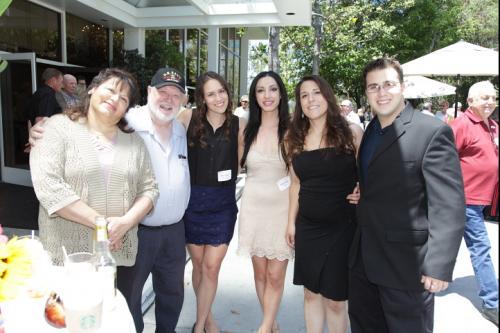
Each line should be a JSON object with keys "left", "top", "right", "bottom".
{"left": 30, "top": 68, "right": 158, "bottom": 272}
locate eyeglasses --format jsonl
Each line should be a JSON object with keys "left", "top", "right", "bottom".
{"left": 366, "top": 81, "right": 401, "bottom": 94}
{"left": 340, "top": 104, "right": 350, "bottom": 108}
{"left": 241, "top": 100, "right": 248, "bottom": 103}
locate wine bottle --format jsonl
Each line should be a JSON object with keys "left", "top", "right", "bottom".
{"left": 92, "top": 216, "right": 117, "bottom": 312}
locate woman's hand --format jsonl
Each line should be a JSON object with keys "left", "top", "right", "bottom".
{"left": 106, "top": 216, "right": 133, "bottom": 250}
{"left": 286, "top": 222, "right": 296, "bottom": 248}
{"left": 346, "top": 182, "right": 360, "bottom": 204}
{"left": 105, "top": 197, "right": 154, "bottom": 251}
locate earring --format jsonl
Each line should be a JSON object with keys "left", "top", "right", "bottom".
{"left": 301, "top": 112, "right": 304, "bottom": 118}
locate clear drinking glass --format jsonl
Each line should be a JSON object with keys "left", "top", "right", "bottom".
{"left": 63, "top": 252, "right": 103, "bottom": 333}
{"left": 64, "top": 252, "right": 94, "bottom": 276}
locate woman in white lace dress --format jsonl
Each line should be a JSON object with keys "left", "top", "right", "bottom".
{"left": 237, "top": 71, "right": 293, "bottom": 333}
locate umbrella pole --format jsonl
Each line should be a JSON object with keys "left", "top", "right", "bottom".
{"left": 454, "top": 74, "right": 460, "bottom": 118}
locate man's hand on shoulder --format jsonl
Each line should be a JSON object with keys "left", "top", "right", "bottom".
{"left": 28, "top": 117, "right": 48, "bottom": 148}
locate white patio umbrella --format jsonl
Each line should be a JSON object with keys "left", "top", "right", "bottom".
{"left": 402, "top": 40, "right": 499, "bottom": 76}
{"left": 401, "top": 40, "right": 499, "bottom": 116}
{"left": 403, "top": 75, "right": 456, "bottom": 99}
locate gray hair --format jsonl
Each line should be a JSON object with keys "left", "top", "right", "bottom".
{"left": 468, "top": 81, "right": 496, "bottom": 99}
{"left": 341, "top": 99, "right": 353, "bottom": 109}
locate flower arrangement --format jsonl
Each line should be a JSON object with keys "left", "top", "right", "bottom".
{"left": 0, "top": 225, "right": 33, "bottom": 302}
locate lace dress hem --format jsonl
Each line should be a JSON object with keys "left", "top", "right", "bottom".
{"left": 237, "top": 246, "right": 294, "bottom": 261}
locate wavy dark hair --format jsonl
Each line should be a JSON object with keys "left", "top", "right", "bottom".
{"left": 240, "top": 71, "right": 289, "bottom": 167}
{"left": 65, "top": 68, "right": 140, "bottom": 133}
{"left": 285, "top": 75, "right": 355, "bottom": 165}
{"left": 189, "top": 71, "right": 233, "bottom": 148}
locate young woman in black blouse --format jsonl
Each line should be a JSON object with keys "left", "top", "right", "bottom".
{"left": 178, "top": 71, "right": 245, "bottom": 333}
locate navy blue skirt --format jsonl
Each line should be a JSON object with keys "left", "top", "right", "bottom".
{"left": 184, "top": 184, "right": 238, "bottom": 245}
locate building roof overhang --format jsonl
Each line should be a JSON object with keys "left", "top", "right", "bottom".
{"left": 37, "top": 0, "right": 311, "bottom": 29}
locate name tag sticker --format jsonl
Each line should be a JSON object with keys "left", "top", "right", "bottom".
{"left": 277, "top": 176, "right": 291, "bottom": 191}
{"left": 218, "top": 169, "right": 232, "bottom": 182}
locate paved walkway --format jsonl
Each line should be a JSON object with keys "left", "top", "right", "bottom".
{"left": 144, "top": 213, "right": 499, "bottom": 333}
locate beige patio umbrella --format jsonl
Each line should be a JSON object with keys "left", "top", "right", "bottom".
{"left": 402, "top": 40, "right": 499, "bottom": 115}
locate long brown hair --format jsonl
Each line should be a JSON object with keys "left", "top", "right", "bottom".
{"left": 285, "top": 75, "right": 355, "bottom": 164}
{"left": 65, "top": 68, "right": 140, "bottom": 133}
{"left": 189, "top": 71, "right": 234, "bottom": 148}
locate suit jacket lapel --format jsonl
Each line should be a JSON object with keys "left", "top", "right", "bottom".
{"left": 368, "top": 103, "right": 414, "bottom": 167}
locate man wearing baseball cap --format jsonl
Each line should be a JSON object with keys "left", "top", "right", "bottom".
{"left": 119, "top": 67, "right": 190, "bottom": 333}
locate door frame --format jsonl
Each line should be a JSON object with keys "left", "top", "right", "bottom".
{"left": 0, "top": 52, "right": 37, "bottom": 186}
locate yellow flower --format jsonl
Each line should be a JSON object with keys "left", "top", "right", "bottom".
{"left": 0, "top": 237, "right": 33, "bottom": 302}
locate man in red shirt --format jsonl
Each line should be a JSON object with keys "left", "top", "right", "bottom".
{"left": 451, "top": 80, "right": 499, "bottom": 326}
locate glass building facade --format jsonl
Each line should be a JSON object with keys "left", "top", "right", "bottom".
{"left": 145, "top": 27, "right": 241, "bottom": 106}
{"left": 0, "top": 0, "right": 245, "bottom": 188}
{"left": 66, "top": 14, "right": 109, "bottom": 68}
{"left": 0, "top": 0, "right": 61, "bottom": 61}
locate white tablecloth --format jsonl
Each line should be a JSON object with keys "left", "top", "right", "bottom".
{"left": 1, "top": 267, "right": 136, "bottom": 333}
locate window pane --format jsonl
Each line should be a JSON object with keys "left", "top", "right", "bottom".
{"left": 0, "top": 60, "right": 33, "bottom": 169}
{"left": 0, "top": 0, "right": 61, "bottom": 61}
{"left": 200, "top": 29, "right": 208, "bottom": 74}
{"left": 113, "top": 29, "right": 124, "bottom": 65}
{"left": 66, "top": 14, "right": 108, "bottom": 67}
{"left": 146, "top": 29, "right": 166, "bottom": 39}
{"left": 168, "top": 29, "right": 183, "bottom": 52}
{"left": 233, "top": 36, "right": 240, "bottom": 101}
{"left": 186, "top": 29, "right": 199, "bottom": 88}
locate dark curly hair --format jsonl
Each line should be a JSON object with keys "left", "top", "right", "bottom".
{"left": 285, "top": 75, "right": 355, "bottom": 165}
{"left": 65, "top": 68, "right": 140, "bottom": 133}
{"left": 189, "top": 71, "right": 233, "bottom": 148}
{"left": 240, "top": 71, "right": 289, "bottom": 168}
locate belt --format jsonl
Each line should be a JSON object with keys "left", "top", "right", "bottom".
{"left": 139, "top": 220, "right": 182, "bottom": 229}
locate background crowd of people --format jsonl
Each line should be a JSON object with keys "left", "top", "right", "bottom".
{"left": 27, "top": 55, "right": 498, "bottom": 333}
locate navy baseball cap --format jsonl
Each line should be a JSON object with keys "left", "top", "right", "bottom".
{"left": 151, "top": 67, "right": 185, "bottom": 93}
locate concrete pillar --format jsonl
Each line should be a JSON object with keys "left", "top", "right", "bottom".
{"left": 124, "top": 27, "right": 145, "bottom": 56}
{"left": 239, "top": 33, "right": 250, "bottom": 95}
{"left": 207, "top": 27, "right": 219, "bottom": 72}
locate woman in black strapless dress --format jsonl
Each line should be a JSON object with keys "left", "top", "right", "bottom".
{"left": 285, "top": 75, "right": 363, "bottom": 333}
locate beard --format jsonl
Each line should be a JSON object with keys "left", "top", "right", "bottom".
{"left": 148, "top": 98, "right": 177, "bottom": 123}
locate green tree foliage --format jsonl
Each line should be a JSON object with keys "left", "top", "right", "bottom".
{"left": 456, "top": 0, "right": 498, "bottom": 49}
{"left": 114, "top": 49, "right": 149, "bottom": 104}
{"left": 113, "top": 31, "right": 184, "bottom": 104}
{"left": 278, "top": 0, "right": 498, "bottom": 107}
{"left": 249, "top": 42, "right": 270, "bottom": 83}
{"left": 146, "top": 32, "right": 184, "bottom": 73}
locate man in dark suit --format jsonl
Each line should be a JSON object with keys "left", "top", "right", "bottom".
{"left": 348, "top": 57, "right": 466, "bottom": 333}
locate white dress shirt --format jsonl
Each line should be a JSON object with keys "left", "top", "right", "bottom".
{"left": 234, "top": 106, "right": 249, "bottom": 121}
{"left": 126, "top": 106, "right": 190, "bottom": 226}
{"left": 345, "top": 110, "right": 363, "bottom": 129}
